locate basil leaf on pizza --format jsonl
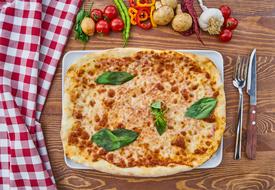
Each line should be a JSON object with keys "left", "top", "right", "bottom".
{"left": 91, "top": 128, "right": 139, "bottom": 151}
{"left": 151, "top": 101, "right": 162, "bottom": 109}
{"left": 185, "top": 97, "right": 217, "bottom": 119}
{"left": 95, "top": 71, "right": 135, "bottom": 85}
{"left": 151, "top": 101, "right": 167, "bottom": 135}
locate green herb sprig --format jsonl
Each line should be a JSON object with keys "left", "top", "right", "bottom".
{"left": 151, "top": 101, "right": 167, "bottom": 135}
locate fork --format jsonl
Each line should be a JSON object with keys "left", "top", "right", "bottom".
{"left": 233, "top": 56, "right": 248, "bottom": 160}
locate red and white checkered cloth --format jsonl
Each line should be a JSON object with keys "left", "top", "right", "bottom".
{"left": 0, "top": 0, "right": 81, "bottom": 189}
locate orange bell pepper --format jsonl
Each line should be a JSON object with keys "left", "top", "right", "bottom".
{"left": 128, "top": 7, "right": 138, "bottom": 25}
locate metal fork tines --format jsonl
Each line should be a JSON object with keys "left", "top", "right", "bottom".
{"left": 233, "top": 56, "right": 249, "bottom": 160}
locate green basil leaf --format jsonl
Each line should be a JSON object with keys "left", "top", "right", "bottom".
{"left": 76, "top": 9, "right": 86, "bottom": 23}
{"left": 112, "top": 128, "right": 139, "bottom": 147}
{"left": 91, "top": 129, "right": 120, "bottom": 151}
{"left": 151, "top": 101, "right": 161, "bottom": 109}
{"left": 91, "top": 128, "right": 138, "bottom": 151}
{"left": 151, "top": 101, "right": 167, "bottom": 135}
{"left": 185, "top": 97, "right": 217, "bottom": 119}
{"left": 155, "top": 113, "right": 167, "bottom": 135}
{"left": 95, "top": 72, "right": 135, "bottom": 85}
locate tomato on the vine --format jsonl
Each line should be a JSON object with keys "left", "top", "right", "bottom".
{"left": 91, "top": 9, "right": 103, "bottom": 22}
{"left": 96, "top": 20, "right": 111, "bottom": 35}
{"left": 103, "top": 5, "right": 118, "bottom": 21}
{"left": 225, "top": 17, "right": 238, "bottom": 30}
{"left": 219, "top": 29, "right": 233, "bottom": 42}
{"left": 111, "top": 18, "right": 124, "bottom": 32}
{"left": 220, "top": 5, "right": 231, "bottom": 19}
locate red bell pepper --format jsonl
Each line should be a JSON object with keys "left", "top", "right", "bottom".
{"left": 136, "top": 8, "right": 152, "bottom": 30}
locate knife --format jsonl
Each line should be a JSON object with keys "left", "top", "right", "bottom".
{"left": 246, "top": 48, "right": 257, "bottom": 160}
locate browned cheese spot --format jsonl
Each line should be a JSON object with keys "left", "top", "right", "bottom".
{"left": 181, "top": 89, "right": 189, "bottom": 101}
{"left": 103, "top": 99, "right": 115, "bottom": 108}
{"left": 108, "top": 89, "right": 115, "bottom": 97}
{"left": 89, "top": 100, "right": 95, "bottom": 107}
{"left": 171, "top": 136, "right": 186, "bottom": 149}
{"left": 171, "top": 85, "right": 179, "bottom": 93}
{"left": 95, "top": 114, "right": 100, "bottom": 122}
{"left": 194, "top": 148, "right": 207, "bottom": 154}
{"left": 156, "top": 83, "right": 164, "bottom": 91}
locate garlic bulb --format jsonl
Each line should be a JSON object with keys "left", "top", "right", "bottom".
{"left": 197, "top": 0, "right": 224, "bottom": 35}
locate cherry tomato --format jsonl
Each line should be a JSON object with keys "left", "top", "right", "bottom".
{"left": 225, "top": 17, "right": 238, "bottom": 30}
{"left": 220, "top": 5, "right": 231, "bottom": 19}
{"left": 91, "top": 9, "right": 103, "bottom": 22}
{"left": 96, "top": 20, "right": 110, "bottom": 35}
{"left": 219, "top": 29, "right": 233, "bottom": 42}
{"left": 111, "top": 18, "right": 124, "bottom": 32}
{"left": 103, "top": 5, "right": 118, "bottom": 21}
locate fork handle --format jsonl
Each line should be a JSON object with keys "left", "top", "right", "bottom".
{"left": 234, "top": 89, "right": 243, "bottom": 160}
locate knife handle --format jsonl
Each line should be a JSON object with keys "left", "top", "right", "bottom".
{"left": 246, "top": 105, "right": 257, "bottom": 159}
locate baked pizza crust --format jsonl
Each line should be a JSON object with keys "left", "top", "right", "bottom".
{"left": 61, "top": 48, "right": 226, "bottom": 177}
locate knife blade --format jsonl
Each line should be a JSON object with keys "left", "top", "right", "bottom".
{"left": 247, "top": 49, "right": 257, "bottom": 104}
{"left": 246, "top": 48, "right": 257, "bottom": 160}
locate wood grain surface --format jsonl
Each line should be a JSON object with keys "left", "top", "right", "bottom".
{"left": 40, "top": 0, "right": 275, "bottom": 189}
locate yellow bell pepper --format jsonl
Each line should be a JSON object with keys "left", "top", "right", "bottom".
{"left": 150, "top": 6, "right": 157, "bottom": 28}
{"left": 128, "top": 7, "right": 138, "bottom": 25}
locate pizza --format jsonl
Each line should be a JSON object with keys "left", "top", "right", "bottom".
{"left": 61, "top": 48, "right": 226, "bottom": 177}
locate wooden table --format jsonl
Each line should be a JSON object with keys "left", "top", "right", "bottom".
{"left": 41, "top": 0, "right": 275, "bottom": 189}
